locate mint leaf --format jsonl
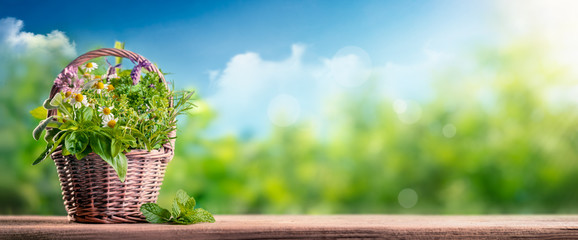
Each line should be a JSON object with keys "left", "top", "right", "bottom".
{"left": 142, "top": 189, "right": 215, "bottom": 225}
{"left": 190, "top": 208, "right": 216, "bottom": 224}
{"left": 140, "top": 203, "right": 171, "bottom": 223}
{"left": 175, "top": 189, "right": 191, "bottom": 205}
{"left": 172, "top": 189, "right": 195, "bottom": 217}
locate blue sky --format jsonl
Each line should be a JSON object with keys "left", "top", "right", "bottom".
{"left": 1, "top": 0, "right": 497, "bottom": 137}
{"left": 1, "top": 0, "right": 493, "bottom": 90}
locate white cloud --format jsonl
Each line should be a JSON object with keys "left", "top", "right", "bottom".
{"left": 205, "top": 43, "right": 446, "bottom": 137}
{"left": 0, "top": 17, "right": 76, "bottom": 88}
{"left": 0, "top": 17, "right": 76, "bottom": 59}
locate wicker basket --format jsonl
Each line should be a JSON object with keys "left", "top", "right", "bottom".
{"left": 47, "top": 48, "right": 175, "bottom": 223}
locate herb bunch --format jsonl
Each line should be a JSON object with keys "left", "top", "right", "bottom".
{"left": 31, "top": 60, "right": 194, "bottom": 182}
{"left": 140, "top": 189, "right": 215, "bottom": 225}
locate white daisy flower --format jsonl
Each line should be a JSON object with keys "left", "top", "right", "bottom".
{"left": 105, "top": 83, "right": 115, "bottom": 92}
{"left": 82, "top": 62, "right": 98, "bottom": 73}
{"left": 98, "top": 106, "right": 114, "bottom": 121}
{"left": 61, "top": 88, "right": 80, "bottom": 103}
{"left": 71, "top": 93, "right": 89, "bottom": 108}
{"left": 82, "top": 73, "right": 94, "bottom": 81}
{"left": 103, "top": 118, "right": 118, "bottom": 128}
{"left": 94, "top": 81, "right": 105, "bottom": 94}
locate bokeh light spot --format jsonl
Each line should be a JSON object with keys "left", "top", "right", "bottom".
{"left": 442, "top": 124, "right": 457, "bottom": 138}
{"left": 393, "top": 99, "right": 407, "bottom": 114}
{"left": 398, "top": 188, "right": 418, "bottom": 209}
{"left": 393, "top": 99, "right": 422, "bottom": 124}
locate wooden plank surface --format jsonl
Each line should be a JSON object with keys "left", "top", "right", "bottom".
{"left": 1, "top": 215, "right": 578, "bottom": 239}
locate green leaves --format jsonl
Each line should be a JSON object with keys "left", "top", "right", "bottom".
{"left": 172, "top": 189, "right": 196, "bottom": 222}
{"left": 89, "top": 132, "right": 112, "bottom": 160}
{"left": 49, "top": 94, "right": 63, "bottom": 108}
{"left": 33, "top": 117, "right": 58, "bottom": 141}
{"left": 110, "top": 153, "right": 128, "bottom": 182}
{"left": 140, "top": 189, "right": 215, "bottom": 225}
{"left": 140, "top": 203, "right": 172, "bottom": 224}
{"left": 65, "top": 131, "right": 89, "bottom": 154}
{"left": 33, "top": 143, "right": 54, "bottom": 165}
{"left": 30, "top": 66, "right": 194, "bottom": 184}
{"left": 189, "top": 208, "right": 216, "bottom": 224}
{"left": 77, "top": 107, "right": 93, "bottom": 122}
{"left": 30, "top": 106, "right": 48, "bottom": 120}
{"left": 89, "top": 132, "right": 127, "bottom": 182}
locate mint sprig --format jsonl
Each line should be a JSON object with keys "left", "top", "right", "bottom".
{"left": 140, "top": 189, "right": 215, "bottom": 225}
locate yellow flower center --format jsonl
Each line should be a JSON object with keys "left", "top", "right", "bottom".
{"left": 95, "top": 75, "right": 101, "bottom": 80}
{"left": 65, "top": 91, "right": 72, "bottom": 98}
{"left": 74, "top": 94, "right": 84, "bottom": 102}
{"left": 95, "top": 82, "right": 104, "bottom": 90}
{"left": 86, "top": 62, "right": 94, "bottom": 68}
{"left": 102, "top": 107, "right": 111, "bottom": 115}
{"left": 107, "top": 119, "right": 117, "bottom": 128}
{"left": 107, "top": 84, "right": 115, "bottom": 91}
{"left": 83, "top": 73, "right": 90, "bottom": 78}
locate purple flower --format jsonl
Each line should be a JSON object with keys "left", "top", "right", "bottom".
{"left": 105, "top": 58, "right": 121, "bottom": 78}
{"left": 130, "top": 59, "right": 153, "bottom": 85}
{"left": 73, "top": 77, "right": 84, "bottom": 89}
{"left": 53, "top": 65, "right": 79, "bottom": 91}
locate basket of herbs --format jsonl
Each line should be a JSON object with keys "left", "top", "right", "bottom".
{"left": 31, "top": 48, "right": 194, "bottom": 223}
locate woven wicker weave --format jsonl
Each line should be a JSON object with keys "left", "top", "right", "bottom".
{"left": 48, "top": 48, "right": 174, "bottom": 223}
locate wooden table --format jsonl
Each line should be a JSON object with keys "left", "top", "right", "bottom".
{"left": 1, "top": 215, "right": 578, "bottom": 239}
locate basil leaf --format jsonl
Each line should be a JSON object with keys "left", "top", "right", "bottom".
{"left": 65, "top": 131, "right": 88, "bottom": 154}
{"left": 89, "top": 132, "right": 127, "bottom": 182}
{"left": 111, "top": 153, "right": 128, "bottom": 182}
{"left": 111, "top": 139, "right": 123, "bottom": 157}
{"left": 61, "top": 144, "right": 71, "bottom": 156}
{"left": 89, "top": 132, "right": 112, "bottom": 160}
{"left": 78, "top": 107, "right": 93, "bottom": 122}
{"left": 75, "top": 145, "right": 92, "bottom": 160}
{"left": 140, "top": 203, "right": 171, "bottom": 224}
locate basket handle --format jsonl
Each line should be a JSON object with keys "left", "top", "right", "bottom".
{"left": 47, "top": 48, "right": 176, "bottom": 159}
{"left": 48, "top": 48, "right": 169, "bottom": 104}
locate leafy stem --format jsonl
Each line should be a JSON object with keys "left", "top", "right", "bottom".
{"left": 140, "top": 189, "right": 215, "bottom": 225}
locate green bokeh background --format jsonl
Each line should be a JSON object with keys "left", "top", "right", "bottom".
{"left": 2, "top": 40, "right": 578, "bottom": 215}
